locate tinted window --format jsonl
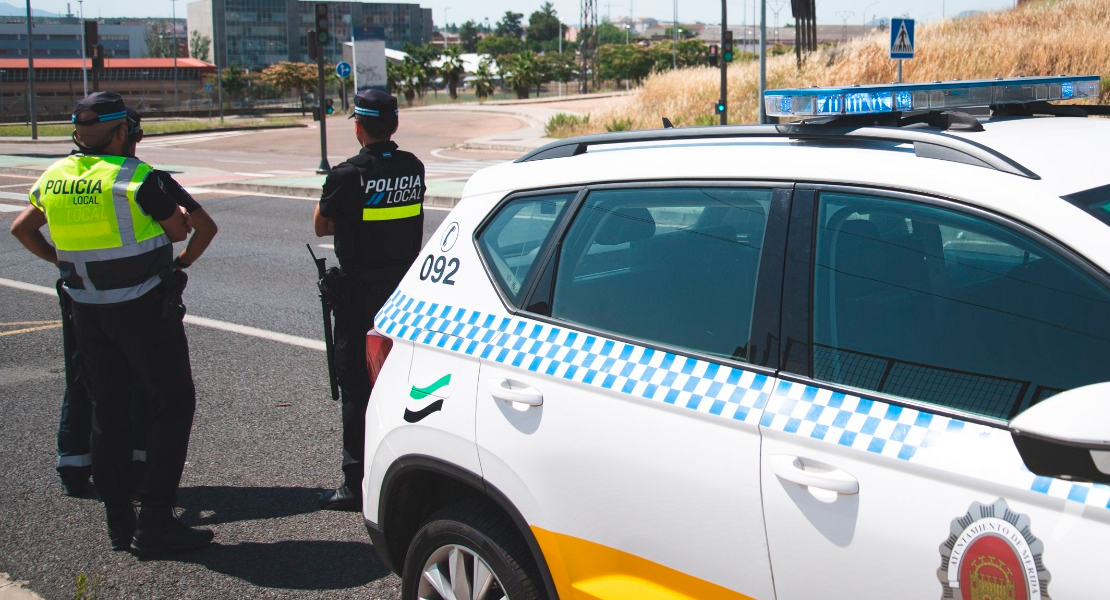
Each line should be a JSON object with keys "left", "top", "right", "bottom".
{"left": 478, "top": 193, "right": 573, "bottom": 306}
{"left": 813, "top": 192, "right": 1110, "bottom": 419}
{"left": 551, "top": 187, "right": 772, "bottom": 360}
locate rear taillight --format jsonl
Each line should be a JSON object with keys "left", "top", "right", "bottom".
{"left": 366, "top": 328, "right": 393, "bottom": 387}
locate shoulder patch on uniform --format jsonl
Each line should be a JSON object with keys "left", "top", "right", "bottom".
{"left": 346, "top": 154, "right": 373, "bottom": 166}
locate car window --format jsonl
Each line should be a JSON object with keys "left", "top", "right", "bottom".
{"left": 812, "top": 192, "right": 1110, "bottom": 420}
{"left": 551, "top": 187, "right": 773, "bottom": 360}
{"left": 478, "top": 193, "right": 573, "bottom": 306}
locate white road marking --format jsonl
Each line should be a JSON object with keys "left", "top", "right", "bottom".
{"left": 0, "top": 182, "right": 33, "bottom": 189}
{"left": 140, "top": 131, "right": 250, "bottom": 148}
{"left": 234, "top": 172, "right": 270, "bottom": 178}
{"left": 318, "top": 244, "right": 334, "bottom": 249}
{"left": 0, "top": 191, "right": 29, "bottom": 201}
{"left": 0, "top": 277, "right": 325, "bottom": 352}
{"left": 0, "top": 203, "right": 25, "bottom": 212}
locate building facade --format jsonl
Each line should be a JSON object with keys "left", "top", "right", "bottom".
{"left": 0, "top": 57, "right": 216, "bottom": 119}
{"left": 187, "top": 0, "right": 432, "bottom": 70}
{"left": 0, "top": 18, "right": 187, "bottom": 60}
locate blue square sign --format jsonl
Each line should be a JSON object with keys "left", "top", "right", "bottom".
{"left": 889, "top": 18, "right": 915, "bottom": 59}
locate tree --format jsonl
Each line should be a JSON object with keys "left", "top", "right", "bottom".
{"left": 495, "top": 11, "right": 525, "bottom": 39}
{"left": 144, "top": 21, "right": 174, "bottom": 58}
{"left": 596, "top": 21, "right": 626, "bottom": 46}
{"left": 596, "top": 44, "right": 652, "bottom": 87}
{"left": 540, "top": 51, "right": 577, "bottom": 90}
{"left": 459, "top": 20, "right": 481, "bottom": 53}
{"left": 438, "top": 45, "right": 466, "bottom": 100}
{"left": 503, "top": 51, "right": 540, "bottom": 99}
{"left": 259, "top": 62, "right": 317, "bottom": 103}
{"left": 527, "top": 2, "right": 561, "bottom": 45}
{"left": 220, "top": 64, "right": 250, "bottom": 104}
{"left": 477, "top": 35, "right": 523, "bottom": 59}
{"left": 189, "top": 30, "right": 211, "bottom": 61}
{"left": 646, "top": 39, "right": 709, "bottom": 72}
{"left": 473, "top": 57, "right": 497, "bottom": 102}
{"left": 402, "top": 43, "right": 440, "bottom": 98}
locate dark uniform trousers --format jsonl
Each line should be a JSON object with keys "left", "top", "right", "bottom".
{"left": 333, "top": 270, "right": 405, "bottom": 491}
{"left": 56, "top": 280, "right": 149, "bottom": 486}
{"left": 71, "top": 285, "right": 195, "bottom": 509}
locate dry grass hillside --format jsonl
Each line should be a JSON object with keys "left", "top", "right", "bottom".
{"left": 557, "top": 0, "right": 1110, "bottom": 135}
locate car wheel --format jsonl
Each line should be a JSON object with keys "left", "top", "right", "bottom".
{"left": 402, "top": 500, "right": 542, "bottom": 600}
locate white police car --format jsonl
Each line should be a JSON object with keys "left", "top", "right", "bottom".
{"left": 362, "top": 75, "right": 1110, "bottom": 600}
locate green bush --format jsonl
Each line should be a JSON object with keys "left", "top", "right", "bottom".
{"left": 604, "top": 117, "right": 634, "bottom": 132}
{"left": 545, "top": 112, "right": 589, "bottom": 138}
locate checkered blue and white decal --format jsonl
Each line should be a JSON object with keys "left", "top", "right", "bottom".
{"left": 376, "top": 291, "right": 1110, "bottom": 510}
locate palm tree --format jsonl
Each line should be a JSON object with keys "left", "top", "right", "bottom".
{"left": 504, "top": 51, "right": 540, "bottom": 99}
{"left": 439, "top": 45, "right": 466, "bottom": 100}
{"left": 473, "top": 57, "right": 497, "bottom": 102}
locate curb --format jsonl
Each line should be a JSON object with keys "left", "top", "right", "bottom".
{"left": 0, "top": 123, "right": 308, "bottom": 144}
{"left": 207, "top": 180, "right": 461, "bottom": 208}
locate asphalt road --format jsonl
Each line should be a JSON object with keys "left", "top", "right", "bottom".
{"left": 0, "top": 178, "right": 449, "bottom": 599}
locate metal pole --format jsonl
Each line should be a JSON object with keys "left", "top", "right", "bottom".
{"left": 25, "top": 0, "right": 37, "bottom": 139}
{"left": 897, "top": 59, "right": 903, "bottom": 83}
{"left": 758, "top": 0, "right": 766, "bottom": 123}
{"left": 557, "top": 17, "right": 562, "bottom": 97}
{"left": 78, "top": 0, "right": 87, "bottom": 95}
{"left": 671, "top": 0, "right": 676, "bottom": 69}
{"left": 217, "top": 4, "right": 224, "bottom": 122}
{"left": 172, "top": 0, "right": 178, "bottom": 109}
{"left": 719, "top": 0, "right": 726, "bottom": 125}
{"left": 316, "top": 39, "right": 329, "bottom": 174}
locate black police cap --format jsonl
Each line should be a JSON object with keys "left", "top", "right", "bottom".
{"left": 72, "top": 91, "right": 128, "bottom": 126}
{"left": 349, "top": 89, "right": 398, "bottom": 121}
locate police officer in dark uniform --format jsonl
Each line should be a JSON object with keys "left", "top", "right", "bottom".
{"left": 313, "top": 89, "right": 426, "bottom": 511}
{"left": 10, "top": 92, "right": 214, "bottom": 554}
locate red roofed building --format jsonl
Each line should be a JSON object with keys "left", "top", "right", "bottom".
{"left": 1, "top": 57, "right": 217, "bottom": 119}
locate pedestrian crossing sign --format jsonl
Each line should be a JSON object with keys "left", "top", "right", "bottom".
{"left": 889, "top": 18, "right": 915, "bottom": 59}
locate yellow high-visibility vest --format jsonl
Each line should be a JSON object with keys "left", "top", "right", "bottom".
{"left": 30, "top": 154, "right": 171, "bottom": 304}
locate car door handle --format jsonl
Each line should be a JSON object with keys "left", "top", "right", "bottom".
{"left": 488, "top": 378, "right": 543, "bottom": 407}
{"left": 770, "top": 455, "right": 859, "bottom": 495}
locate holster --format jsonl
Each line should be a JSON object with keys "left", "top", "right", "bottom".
{"left": 318, "top": 266, "right": 348, "bottom": 309}
{"left": 158, "top": 267, "right": 188, "bottom": 320}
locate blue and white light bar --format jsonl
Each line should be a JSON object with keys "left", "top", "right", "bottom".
{"left": 764, "top": 75, "right": 1101, "bottom": 118}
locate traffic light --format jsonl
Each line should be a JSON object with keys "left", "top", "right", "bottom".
{"left": 90, "top": 43, "right": 105, "bottom": 70}
{"left": 723, "top": 30, "right": 734, "bottom": 62}
{"left": 715, "top": 100, "right": 725, "bottom": 115}
{"left": 708, "top": 44, "right": 718, "bottom": 68}
{"left": 325, "top": 98, "right": 334, "bottom": 115}
{"left": 84, "top": 20, "right": 98, "bottom": 57}
{"left": 307, "top": 30, "right": 318, "bottom": 60}
{"left": 315, "top": 3, "right": 330, "bottom": 45}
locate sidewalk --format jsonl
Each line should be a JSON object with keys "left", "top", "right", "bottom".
{"left": 0, "top": 574, "right": 42, "bottom": 600}
{"left": 0, "top": 100, "right": 583, "bottom": 206}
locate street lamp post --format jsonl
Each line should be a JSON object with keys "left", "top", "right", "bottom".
{"left": 672, "top": 0, "right": 677, "bottom": 69}
{"left": 557, "top": 17, "right": 563, "bottom": 97}
{"left": 444, "top": 7, "right": 450, "bottom": 46}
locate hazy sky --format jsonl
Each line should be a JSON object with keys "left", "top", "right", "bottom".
{"left": 36, "top": 0, "right": 1019, "bottom": 28}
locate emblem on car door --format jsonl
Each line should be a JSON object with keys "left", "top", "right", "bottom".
{"left": 404, "top": 374, "right": 451, "bottom": 423}
{"left": 937, "top": 498, "right": 1051, "bottom": 600}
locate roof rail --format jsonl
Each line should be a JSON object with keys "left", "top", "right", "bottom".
{"left": 516, "top": 123, "right": 1040, "bottom": 179}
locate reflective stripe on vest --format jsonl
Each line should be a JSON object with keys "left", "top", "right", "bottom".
{"left": 361, "top": 203, "right": 422, "bottom": 221}
{"left": 34, "top": 155, "right": 171, "bottom": 304}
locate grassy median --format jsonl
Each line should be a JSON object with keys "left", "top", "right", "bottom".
{"left": 0, "top": 116, "right": 307, "bottom": 138}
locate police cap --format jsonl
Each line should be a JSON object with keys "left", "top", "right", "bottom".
{"left": 349, "top": 89, "right": 398, "bottom": 122}
{"left": 72, "top": 91, "right": 128, "bottom": 126}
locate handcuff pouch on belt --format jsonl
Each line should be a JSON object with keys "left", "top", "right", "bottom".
{"left": 318, "top": 266, "right": 349, "bottom": 310}
{"left": 159, "top": 267, "right": 188, "bottom": 319}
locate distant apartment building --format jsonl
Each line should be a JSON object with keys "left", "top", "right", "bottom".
{"left": 0, "top": 17, "right": 185, "bottom": 59}
{"left": 187, "top": 0, "right": 432, "bottom": 70}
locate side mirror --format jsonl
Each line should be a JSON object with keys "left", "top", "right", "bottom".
{"left": 1010, "top": 382, "right": 1110, "bottom": 485}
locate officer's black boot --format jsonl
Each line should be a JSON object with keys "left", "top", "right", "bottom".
{"left": 319, "top": 484, "right": 361, "bottom": 511}
{"left": 130, "top": 507, "right": 214, "bottom": 557}
{"left": 105, "top": 504, "right": 136, "bottom": 551}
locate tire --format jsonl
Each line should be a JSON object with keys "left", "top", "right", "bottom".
{"left": 401, "top": 500, "right": 543, "bottom": 600}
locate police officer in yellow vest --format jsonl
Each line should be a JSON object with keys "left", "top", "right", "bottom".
{"left": 313, "top": 89, "right": 426, "bottom": 510}
{"left": 9, "top": 92, "right": 214, "bottom": 555}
